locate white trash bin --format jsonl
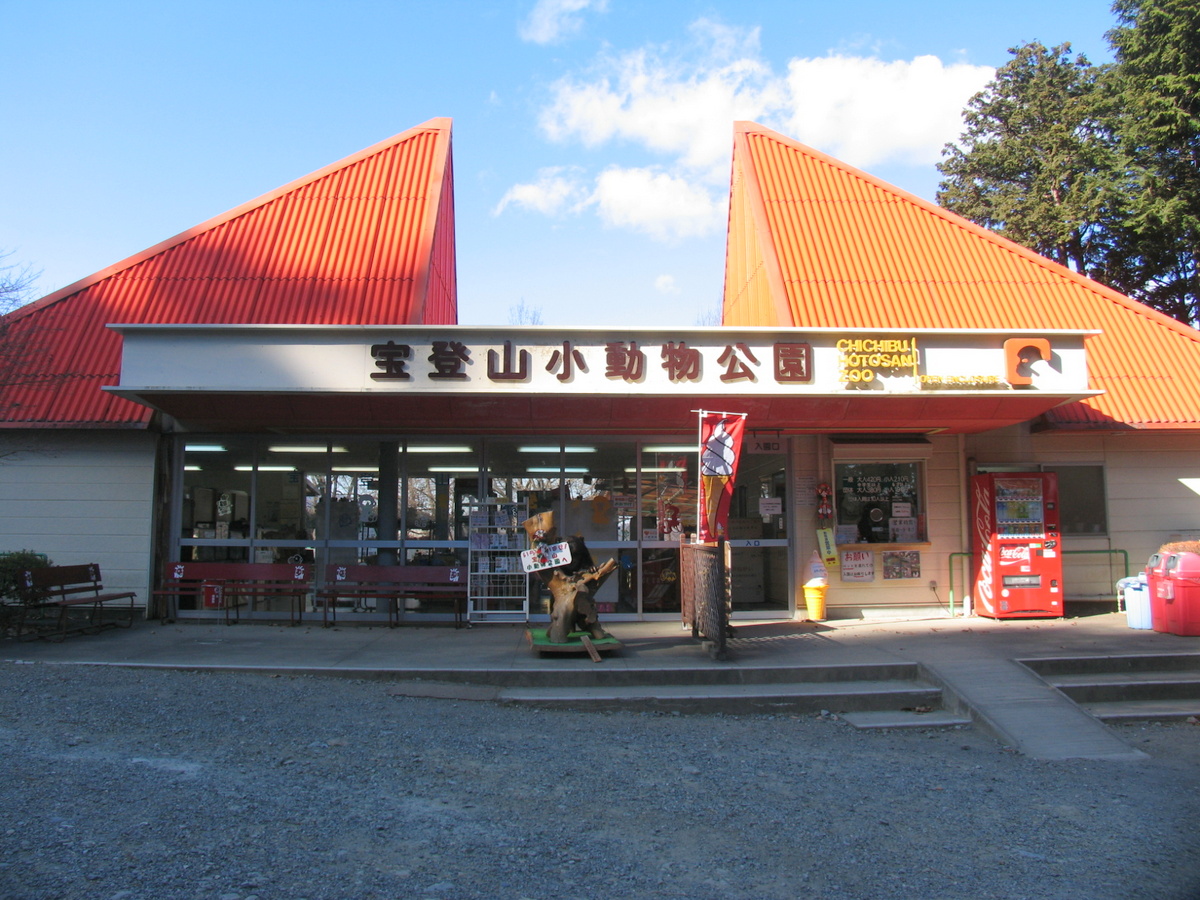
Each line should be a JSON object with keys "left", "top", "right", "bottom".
{"left": 1117, "top": 574, "right": 1152, "bottom": 630}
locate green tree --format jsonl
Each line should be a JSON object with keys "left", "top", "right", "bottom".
{"left": 1107, "top": 0, "right": 1200, "bottom": 324}
{"left": 937, "top": 42, "right": 1132, "bottom": 285}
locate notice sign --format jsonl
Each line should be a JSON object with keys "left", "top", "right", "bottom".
{"left": 521, "top": 542, "right": 572, "bottom": 573}
{"left": 840, "top": 550, "right": 875, "bottom": 582}
{"left": 816, "top": 528, "right": 838, "bottom": 568}
{"left": 889, "top": 517, "right": 919, "bottom": 542}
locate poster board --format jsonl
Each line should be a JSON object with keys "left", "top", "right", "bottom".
{"left": 840, "top": 549, "right": 875, "bottom": 582}
{"left": 882, "top": 550, "right": 921, "bottom": 579}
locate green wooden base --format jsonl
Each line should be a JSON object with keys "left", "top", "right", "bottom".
{"left": 526, "top": 628, "right": 623, "bottom": 655}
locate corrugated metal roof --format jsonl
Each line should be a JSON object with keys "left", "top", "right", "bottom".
{"left": 724, "top": 121, "right": 1200, "bottom": 431}
{"left": 0, "top": 118, "right": 456, "bottom": 427}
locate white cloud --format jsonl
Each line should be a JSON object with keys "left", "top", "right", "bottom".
{"left": 493, "top": 167, "right": 586, "bottom": 216}
{"left": 519, "top": 0, "right": 608, "bottom": 45}
{"left": 781, "top": 54, "right": 993, "bottom": 168}
{"left": 510, "top": 20, "right": 994, "bottom": 241}
{"left": 587, "top": 166, "right": 724, "bottom": 242}
{"left": 655, "top": 274, "right": 680, "bottom": 295}
{"left": 540, "top": 42, "right": 780, "bottom": 178}
{"left": 540, "top": 37, "right": 990, "bottom": 175}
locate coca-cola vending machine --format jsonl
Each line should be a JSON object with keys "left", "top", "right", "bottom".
{"left": 970, "top": 473, "right": 1063, "bottom": 618}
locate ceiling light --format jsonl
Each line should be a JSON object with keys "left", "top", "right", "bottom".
{"left": 185, "top": 444, "right": 226, "bottom": 452}
{"left": 267, "top": 445, "right": 348, "bottom": 453}
{"left": 642, "top": 445, "right": 694, "bottom": 453}
{"left": 235, "top": 465, "right": 296, "bottom": 472}
{"left": 527, "top": 467, "right": 589, "bottom": 474}
{"left": 518, "top": 445, "right": 596, "bottom": 453}
{"left": 407, "top": 445, "right": 474, "bottom": 453}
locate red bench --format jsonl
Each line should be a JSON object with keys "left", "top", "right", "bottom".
{"left": 16, "top": 564, "right": 138, "bottom": 642}
{"left": 317, "top": 564, "right": 467, "bottom": 627}
{"left": 157, "top": 562, "right": 313, "bottom": 624}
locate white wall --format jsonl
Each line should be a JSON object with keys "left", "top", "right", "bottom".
{"left": 0, "top": 430, "right": 157, "bottom": 606}
{"left": 789, "top": 433, "right": 962, "bottom": 614}
{"left": 966, "top": 428, "right": 1200, "bottom": 600}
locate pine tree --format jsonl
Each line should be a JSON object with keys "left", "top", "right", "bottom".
{"left": 1107, "top": 0, "right": 1200, "bottom": 324}
{"left": 936, "top": 42, "right": 1132, "bottom": 286}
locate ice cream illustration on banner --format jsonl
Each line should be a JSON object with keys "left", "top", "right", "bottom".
{"left": 702, "top": 421, "right": 735, "bottom": 536}
{"left": 698, "top": 413, "right": 745, "bottom": 541}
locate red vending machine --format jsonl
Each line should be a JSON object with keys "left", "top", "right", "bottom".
{"left": 970, "top": 473, "right": 1063, "bottom": 618}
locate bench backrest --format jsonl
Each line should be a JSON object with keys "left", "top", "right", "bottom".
{"left": 325, "top": 564, "right": 464, "bottom": 587}
{"left": 164, "top": 562, "right": 312, "bottom": 584}
{"left": 22, "top": 564, "right": 103, "bottom": 597}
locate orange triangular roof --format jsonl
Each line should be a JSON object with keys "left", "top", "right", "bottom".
{"left": 723, "top": 121, "right": 1200, "bottom": 431}
{"left": 1, "top": 118, "right": 456, "bottom": 427}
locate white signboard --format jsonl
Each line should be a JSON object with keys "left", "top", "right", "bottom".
{"left": 758, "top": 497, "right": 783, "bottom": 517}
{"left": 521, "top": 542, "right": 573, "bottom": 573}
{"left": 840, "top": 550, "right": 875, "bottom": 582}
{"left": 112, "top": 325, "right": 1098, "bottom": 399}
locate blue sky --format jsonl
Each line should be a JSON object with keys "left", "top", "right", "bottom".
{"left": 2, "top": 0, "right": 1119, "bottom": 327}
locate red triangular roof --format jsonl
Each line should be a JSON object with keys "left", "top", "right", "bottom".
{"left": 723, "top": 121, "right": 1200, "bottom": 431}
{"left": 1, "top": 118, "right": 456, "bottom": 427}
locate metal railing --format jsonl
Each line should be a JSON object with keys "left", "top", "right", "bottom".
{"left": 948, "top": 548, "right": 1131, "bottom": 615}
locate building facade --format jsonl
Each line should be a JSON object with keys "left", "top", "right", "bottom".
{"left": 4, "top": 119, "right": 1200, "bottom": 624}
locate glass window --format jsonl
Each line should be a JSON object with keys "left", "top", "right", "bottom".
{"left": 321, "top": 440, "right": 394, "bottom": 566}
{"left": 180, "top": 437, "right": 255, "bottom": 561}
{"left": 1041, "top": 464, "right": 1107, "bottom": 536}
{"left": 834, "top": 461, "right": 926, "bottom": 544}
{"left": 560, "top": 443, "right": 636, "bottom": 542}
{"left": 404, "top": 439, "right": 478, "bottom": 566}
{"left": 640, "top": 443, "right": 697, "bottom": 543}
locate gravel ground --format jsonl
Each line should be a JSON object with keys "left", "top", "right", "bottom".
{"left": 1, "top": 662, "right": 1198, "bottom": 900}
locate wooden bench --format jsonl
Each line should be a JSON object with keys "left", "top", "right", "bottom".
{"left": 15, "top": 564, "right": 138, "bottom": 642}
{"left": 317, "top": 564, "right": 467, "bottom": 627}
{"left": 156, "top": 562, "right": 313, "bottom": 624}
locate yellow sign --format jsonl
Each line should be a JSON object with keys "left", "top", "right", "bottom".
{"left": 816, "top": 528, "right": 839, "bottom": 568}
{"left": 836, "top": 336, "right": 919, "bottom": 383}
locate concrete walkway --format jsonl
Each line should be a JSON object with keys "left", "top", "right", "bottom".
{"left": 3, "top": 612, "right": 1197, "bottom": 761}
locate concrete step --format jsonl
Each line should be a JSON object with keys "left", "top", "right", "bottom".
{"left": 382, "top": 661, "right": 924, "bottom": 689}
{"left": 1050, "top": 675, "right": 1200, "bottom": 704}
{"left": 382, "top": 659, "right": 962, "bottom": 720}
{"left": 1020, "top": 653, "right": 1200, "bottom": 677}
{"left": 1078, "top": 699, "right": 1200, "bottom": 723}
{"left": 496, "top": 678, "right": 945, "bottom": 716}
{"left": 839, "top": 709, "right": 974, "bottom": 730}
{"left": 1019, "top": 653, "right": 1200, "bottom": 725}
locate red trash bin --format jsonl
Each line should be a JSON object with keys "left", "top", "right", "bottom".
{"left": 1146, "top": 552, "right": 1172, "bottom": 633}
{"left": 1164, "top": 551, "right": 1200, "bottom": 636}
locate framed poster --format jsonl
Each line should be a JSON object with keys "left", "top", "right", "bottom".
{"left": 840, "top": 549, "right": 875, "bottom": 582}
{"left": 882, "top": 550, "right": 921, "bottom": 579}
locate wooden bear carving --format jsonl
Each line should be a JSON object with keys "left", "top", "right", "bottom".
{"left": 522, "top": 512, "right": 617, "bottom": 643}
